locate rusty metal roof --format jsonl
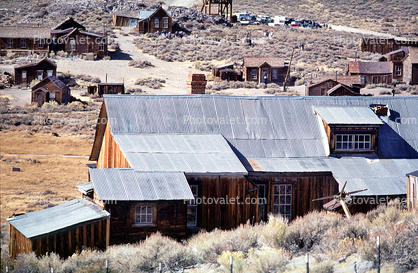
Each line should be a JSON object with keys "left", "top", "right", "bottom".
{"left": 314, "top": 106, "right": 383, "bottom": 125}
{"left": 348, "top": 61, "right": 391, "bottom": 74}
{"left": 89, "top": 169, "right": 194, "bottom": 201}
{"left": 243, "top": 56, "right": 285, "bottom": 67}
{"left": 7, "top": 199, "right": 109, "bottom": 239}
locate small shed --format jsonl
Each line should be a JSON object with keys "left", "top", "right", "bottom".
{"left": 98, "top": 83, "right": 124, "bottom": 97}
{"left": 31, "top": 75, "right": 70, "bottom": 106}
{"left": 327, "top": 84, "right": 361, "bottom": 96}
{"left": 407, "top": 171, "right": 418, "bottom": 209}
{"left": 212, "top": 63, "right": 234, "bottom": 77}
{"left": 219, "top": 68, "right": 238, "bottom": 81}
{"left": 7, "top": 199, "right": 110, "bottom": 259}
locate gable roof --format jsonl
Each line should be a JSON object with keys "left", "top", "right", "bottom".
{"left": 112, "top": 134, "right": 248, "bottom": 175}
{"left": 307, "top": 76, "right": 363, "bottom": 88}
{"left": 32, "top": 76, "right": 68, "bottom": 91}
{"left": 314, "top": 106, "right": 383, "bottom": 125}
{"left": 89, "top": 169, "right": 194, "bottom": 201}
{"left": 349, "top": 61, "right": 392, "bottom": 74}
{"left": 93, "top": 96, "right": 418, "bottom": 160}
{"left": 53, "top": 17, "right": 85, "bottom": 30}
{"left": 243, "top": 56, "right": 285, "bottom": 67}
{"left": 139, "top": 7, "right": 172, "bottom": 19}
{"left": 14, "top": 58, "right": 57, "bottom": 69}
{"left": 61, "top": 28, "right": 106, "bottom": 40}
{"left": 327, "top": 84, "right": 361, "bottom": 96}
{"left": 0, "top": 26, "right": 50, "bottom": 39}
{"left": 7, "top": 199, "right": 109, "bottom": 239}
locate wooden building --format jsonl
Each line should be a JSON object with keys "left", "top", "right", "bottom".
{"left": 242, "top": 56, "right": 287, "bottom": 84}
{"left": 305, "top": 77, "right": 362, "bottom": 96}
{"left": 327, "top": 84, "right": 361, "bottom": 96}
{"left": 403, "top": 47, "right": 418, "bottom": 85}
{"left": 53, "top": 17, "right": 86, "bottom": 31}
{"left": 359, "top": 37, "right": 418, "bottom": 55}
{"left": 201, "top": 0, "right": 233, "bottom": 21}
{"left": 407, "top": 171, "right": 418, "bottom": 209}
{"left": 54, "top": 28, "right": 107, "bottom": 58}
{"left": 14, "top": 58, "right": 57, "bottom": 85}
{"left": 382, "top": 48, "right": 409, "bottom": 82}
{"left": 348, "top": 61, "right": 392, "bottom": 84}
{"left": 0, "top": 26, "right": 50, "bottom": 56}
{"left": 31, "top": 76, "right": 70, "bottom": 106}
{"left": 81, "top": 95, "right": 418, "bottom": 244}
{"left": 97, "top": 83, "right": 124, "bottom": 97}
{"left": 213, "top": 63, "right": 234, "bottom": 77}
{"left": 7, "top": 199, "right": 110, "bottom": 259}
{"left": 113, "top": 12, "right": 141, "bottom": 27}
{"left": 137, "top": 6, "right": 172, "bottom": 34}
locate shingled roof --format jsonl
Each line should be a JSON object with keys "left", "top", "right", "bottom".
{"left": 349, "top": 61, "right": 392, "bottom": 74}
{"left": 243, "top": 56, "right": 285, "bottom": 67}
{"left": 32, "top": 76, "right": 68, "bottom": 91}
{"left": 0, "top": 26, "right": 50, "bottom": 39}
{"left": 14, "top": 58, "right": 56, "bottom": 69}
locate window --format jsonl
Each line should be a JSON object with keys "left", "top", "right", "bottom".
{"left": 154, "top": 18, "right": 159, "bottom": 28}
{"left": 37, "top": 71, "right": 43, "bottom": 80}
{"left": 70, "top": 39, "right": 76, "bottom": 50}
{"left": 320, "top": 88, "right": 326, "bottom": 96}
{"left": 361, "top": 77, "right": 365, "bottom": 84}
{"left": 7, "top": 38, "right": 13, "bottom": 48}
{"left": 335, "top": 134, "right": 371, "bottom": 151}
{"left": 130, "top": 18, "right": 137, "bottom": 28}
{"left": 187, "top": 185, "right": 198, "bottom": 226}
{"left": 396, "top": 66, "right": 402, "bottom": 76}
{"left": 257, "top": 184, "right": 267, "bottom": 222}
{"left": 272, "top": 69, "right": 278, "bottom": 80}
{"left": 328, "top": 82, "right": 334, "bottom": 88}
{"left": 47, "top": 70, "right": 53, "bottom": 77}
{"left": 163, "top": 17, "right": 168, "bottom": 28}
{"left": 20, "top": 38, "right": 26, "bottom": 48}
{"left": 38, "top": 39, "right": 44, "bottom": 48}
{"left": 99, "top": 43, "right": 104, "bottom": 51}
{"left": 22, "top": 71, "right": 27, "bottom": 79}
{"left": 49, "top": 92, "right": 55, "bottom": 101}
{"left": 135, "top": 205, "right": 155, "bottom": 224}
{"left": 251, "top": 69, "right": 257, "bottom": 80}
{"left": 273, "top": 184, "right": 292, "bottom": 219}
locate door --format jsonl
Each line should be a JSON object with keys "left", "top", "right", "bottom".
{"left": 257, "top": 184, "right": 267, "bottom": 222}
{"left": 37, "top": 93, "right": 43, "bottom": 107}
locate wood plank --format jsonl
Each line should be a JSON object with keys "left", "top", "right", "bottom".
{"left": 91, "top": 223, "right": 95, "bottom": 248}
{"left": 83, "top": 225, "right": 87, "bottom": 250}
{"left": 106, "top": 218, "right": 110, "bottom": 247}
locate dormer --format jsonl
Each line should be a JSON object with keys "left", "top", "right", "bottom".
{"left": 314, "top": 106, "right": 384, "bottom": 154}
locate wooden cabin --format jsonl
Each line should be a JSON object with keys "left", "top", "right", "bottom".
{"left": 56, "top": 28, "right": 107, "bottom": 58}
{"left": 97, "top": 83, "right": 124, "bottom": 97}
{"left": 82, "top": 95, "right": 418, "bottom": 244}
{"left": 242, "top": 56, "right": 287, "bottom": 84}
{"left": 0, "top": 26, "right": 50, "bottom": 56}
{"left": 403, "top": 47, "right": 418, "bottom": 85}
{"left": 7, "top": 199, "right": 110, "bottom": 259}
{"left": 31, "top": 76, "right": 70, "bottom": 106}
{"left": 213, "top": 64, "right": 234, "bottom": 77}
{"left": 53, "top": 17, "right": 86, "bottom": 31}
{"left": 14, "top": 58, "right": 57, "bottom": 85}
{"left": 407, "top": 171, "right": 418, "bottom": 209}
{"left": 137, "top": 6, "right": 172, "bottom": 34}
{"left": 113, "top": 12, "right": 141, "bottom": 27}
{"left": 359, "top": 37, "right": 418, "bottom": 55}
{"left": 348, "top": 61, "right": 392, "bottom": 84}
{"left": 383, "top": 48, "right": 409, "bottom": 82}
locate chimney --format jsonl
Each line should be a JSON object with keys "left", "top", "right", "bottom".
{"left": 186, "top": 73, "right": 207, "bottom": 94}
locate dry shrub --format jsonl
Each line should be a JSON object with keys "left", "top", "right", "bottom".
{"left": 134, "top": 77, "right": 165, "bottom": 89}
{"left": 245, "top": 247, "right": 290, "bottom": 272}
{"left": 217, "top": 251, "right": 245, "bottom": 273}
{"left": 128, "top": 60, "right": 154, "bottom": 68}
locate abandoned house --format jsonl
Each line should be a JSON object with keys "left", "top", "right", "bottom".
{"left": 359, "top": 37, "right": 418, "bottom": 55}
{"left": 31, "top": 75, "right": 70, "bottom": 106}
{"left": 348, "top": 61, "right": 392, "bottom": 84}
{"left": 407, "top": 171, "right": 418, "bottom": 210}
{"left": 55, "top": 28, "right": 108, "bottom": 58}
{"left": 113, "top": 5, "right": 172, "bottom": 34}
{"left": 79, "top": 95, "right": 417, "bottom": 244}
{"left": 14, "top": 58, "right": 57, "bottom": 85}
{"left": 305, "top": 78, "right": 361, "bottom": 96}
{"left": 97, "top": 83, "right": 125, "bottom": 97}
{"left": 380, "top": 48, "right": 409, "bottom": 82}
{"left": 0, "top": 26, "right": 50, "bottom": 56}
{"left": 242, "top": 56, "right": 287, "bottom": 84}
{"left": 403, "top": 47, "right": 418, "bottom": 85}
{"left": 7, "top": 199, "right": 110, "bottom": 259}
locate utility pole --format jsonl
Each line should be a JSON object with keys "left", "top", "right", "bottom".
{"left": 283, "top": 48, "right": 295, "bottom": 92}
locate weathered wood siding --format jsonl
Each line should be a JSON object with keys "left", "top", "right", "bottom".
{"left": 9, "top": 218, "right": 109, "bottom": 259}
{"left": 64, "top": 32, "right": 108, "bottom": 58}
{"left": 0, "top": 38, "right": 49, "bottom": 56}
{"left": 186, "top": 175, "right": 258, "bottom": 231}
{"left": 107, "top": 201, "right": 187, "bottom": 244}
{"left": 407, "top": 174, "right": 418, "bottom": 209}
{"left": 138, "top": 9, "right": 172, "bottom": 34}
{"left": 248, "top": 172, "right": 339, "bottom": 220}
{"left": 15, "top": 61, "right": 56, "bottom": 85}
{"left": 97, "top": 124, "right": 131, "bottom": 169}
{"left": 31, "top": 80, "right": 70, "bottom": 105}
{"left": 307, "top": 80, "right": 339, "bottom": 96}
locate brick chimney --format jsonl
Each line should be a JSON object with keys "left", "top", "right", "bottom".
{"left": 186, "top": 73, "right": 207, "bottom": 94}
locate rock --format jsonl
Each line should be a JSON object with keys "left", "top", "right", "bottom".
{"left": 354, "top": 261, "right": 375, "bottom": 273}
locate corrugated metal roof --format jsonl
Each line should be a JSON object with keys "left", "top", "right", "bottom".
{"left": 89, "top": 169, "right": 194, "bottom": 201}
{"left": 113, "top": 134, "right": 248, "bottom": 174}
{"left": 7, "top": 199, "right": 109, "bottom": 239}
{"left": 248, "top": 157, "right": 418, "bottom": 196}
{"left": 314, "top": 106, "right": 383, "bottom": 125}
{"left": 75, "top": 182, "right": 94, "bottom": 193}
{"left": 104, "top": 95, "right": 418, "bottom": 159}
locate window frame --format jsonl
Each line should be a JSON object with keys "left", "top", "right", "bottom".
{"left": 335, "top": 134, "right": 371, "bottom": 151}
{"left": 163, "top": 17, "right": 168, "bottom": 29}
{"left": 187, "top": 184, "right": 198, "bottom": 227}
{"left": 99, "top": 42, "right": 104, "bottom": 51}
{"left": 37, "top": 70, "right": 43, "bottom": 80}
{"left": 251, "top": 69, "right": 257, "bottom": 80}
{"left": 154, "top": 17, "right": 159, "bottom": 28}
{"left": 7, "top": 38, "right": 13, "bottom": 48}
{"left": 133, "top": 204, "right": 157, "bottom": 226}
{"left": 273, "top": 184, "right": 292, "bottom": 220}
{"left": 47, "top": 70, "right": 54, "bottom": 77}
{"left": 38, "top": 39, "right": 44, "bottom": 48}
{"left": 20, "top": 38, "right": 26, "bottom": 48}
{"left": 396, "top": 66, "right": 402, "bottom": 76}
{"left": 22, "top": 70, "right": 27, "bottom": 79}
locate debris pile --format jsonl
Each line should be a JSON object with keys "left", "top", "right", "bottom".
{"left": 168, "top": 6, "right": 232, "bottom": 28}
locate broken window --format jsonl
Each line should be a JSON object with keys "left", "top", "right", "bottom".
{"left": 154, "top": 18, "right": 159, "bottom": 28}
{"left": 335, "top": 134, "right": 371, "bottom": 151}
{"left": 47, "top": 70, "right": 53, "bottom": 77}
{"left": 163, "top": 17, "right": 168, "bottom": 28}
{"left": 187, "top": 185, "right": 198, "bottom": 227}
{"left": 135, "top": 205, "right": 155, "bottom": 224}
{"left": 273, "top": 184, "right": 292, "bottom": 220}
